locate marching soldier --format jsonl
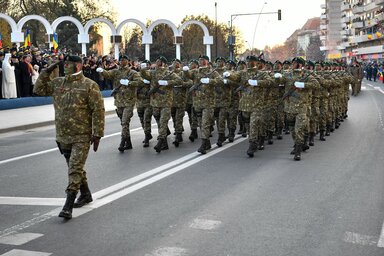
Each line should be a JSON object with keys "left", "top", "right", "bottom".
{"left": 185, "top": 59, "right": 199, "bottom": 142}
{"left": 140, "top": 56, "right": 181, "bottom": 153}
{"left": 97, "top": 55, "right": 141, "bottom": 152}
{"left": 34, "top": 55, "right": 105, "bottom": 219}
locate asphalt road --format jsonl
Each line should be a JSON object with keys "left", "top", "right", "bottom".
{"left": 0, "top": 80, "right": 384, "bottom": 256}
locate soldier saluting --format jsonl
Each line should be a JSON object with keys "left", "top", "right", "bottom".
{"left": 34, "top": 55, "right": 105, "bottom": 219}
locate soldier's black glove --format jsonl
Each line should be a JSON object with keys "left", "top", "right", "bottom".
{"left": 91, "top": 136, "right": 101, "bottom": 152}
{"left": 45, "top": 61, "right": 62, "bottom": 73}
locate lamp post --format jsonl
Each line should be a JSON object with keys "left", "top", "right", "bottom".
{"left": 228, "top": 9, "right": 282, "bottom": 60}
{"left": 215, "top": 2, "right": 218, "bottom": 59}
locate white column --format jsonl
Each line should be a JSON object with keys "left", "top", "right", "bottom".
{"left": 114, "top": 43, "right": 120, "bottom": 60}
{"left": 176, "top": 44, "right": 181, "bottom": 60}
{"left": 82, "top": 43, "right": 87, "bottom": 56}
{"left": 145, "top": 44, "right": 150, "bottom": 61}
{"left": 206, "top": 45, "right": 212, "bottom": 61}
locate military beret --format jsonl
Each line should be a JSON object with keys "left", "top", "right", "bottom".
{"left": 323, "top": 61, "right": 330, "bottom": 66}
{"left": 274, "top": 60, "right": 283, "bottom": 65}
{"left": 246, "top": 55, "right": 258, "bottom": 61}
{"left": 265, "top": 61, "right": 273, "bottom": 66}
{"left": 65, "top": 55, "right": 83, "bottom": 63}
{"left": 119, "top": 55, "right": 130, "bottom": 61}
{"left": 157, "top": 56, "right": 168, "bottom": 63}
{"left": 226, "top": 60, "right": 236, "bottom": 67}
{"left": 282, "top": 60, "right": 291, "bottom": 65}
{"left": 315, "top": 61, "right": 324, "bottom": 67}
{"left": 142, "top": 59, "right": 151, "bottom": 64}
{"left": 237, "top": 60, "right": 246, "bottom": 66}
{"left": 306, "top": 60, "right": 315, "bottom": 68}
{"left": 172, "top": 58, "right": 181, "bottom": 63}
{"left": 189, "top": 59, "right": 199, "bottom": 65}
{"left": 292, "top": 57, "right": 305, "bottom": 65}
{"left": 215, "top": 56, "right": 226, "bottom": 62}
{"left": 198, "top": 55, "right": 210, "bottom": 61}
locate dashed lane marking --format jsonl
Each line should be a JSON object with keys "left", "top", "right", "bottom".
{"left": 189, "top": 218, "right": 222, "bottom": 231}
{"left": 144, "top": 247, "right": 188, "bottom": 256}
{"left": 0, "top": 232, "right": 44, "bottom": 246}
{"left": 0, "top": 249, "right": 51, "bottom": 256}
{"left": 343, "top": 232, "right": 378, "bottom": 247}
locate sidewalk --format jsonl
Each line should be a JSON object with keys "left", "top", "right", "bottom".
{"left": 0, "top": 97, "right": 115, "bottom": 134}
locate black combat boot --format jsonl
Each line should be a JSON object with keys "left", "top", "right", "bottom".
{"left": 294, "top": 144, "right": 302, "bottom": 161}
{"left": 302, "top": 136, "right": 310, "bottom": 151}
{"left": 161, "top": 139, "right": 169, "bottom": 150}
{"left": 217, "top": 133, "right": 226, "bottom": 147}
{"left": 154, "top": 138, "right": 165, "bottom": 153}
{"left": 258, "top": 136, "right": 265, "bottom": 150}
{"left": 205, "top": 139, "right": 212, "bottom": 150}
{"left": 247, "top": 140, "right": 258, "bottom": 157}
{"left": 143, "top": 133, "right": 152, "bottom": 147}
{"left": 284, "top": 123, "right": 290, "bottom": 134}
{"left": 118, "top": 137, "right": 126, "bottom": 152}
{"left": 290, "top": 144, "right": 296, "bottom": 155}
{"left": 335, "top": 119, "right": 340, "bottom": 129}
{"left": 276, "top": 128, "right": 283, "bottom": 140}
{"left": 238, "top": 124, "right": 244, "bottom": 135}
{"left": 325, "top": 125, "right": 331, "bottom": 136}
{"left": 330, "top": 123, "right": 335, "bottom": 132}
{"left": 124, "top": 136, "right": 132, "bottom": 150}
{"left": 58, "top": 191, "right": 77, "bottom": 219}
{"left": 198, "top": 139, "right": 208, "bottom": 154}
{"left": 74, "top": 182, "right": 93, "bottom": 208}
{"left": 319, "top": 130, "right": 326, "bottom": 141}
{"left": 267, "top": 131, "right": 274, "bottom": 145}
{"left": 228, "top": 129, "right": 235, "bottom": 142}
{"left": 173, "top": 133, "right": 183, "bottom": 147}
{"left": 189, "top": 129, "right": 198, "bottom": 142}
{"left": 309, "top": 132, "right": 315, "bottom": 146}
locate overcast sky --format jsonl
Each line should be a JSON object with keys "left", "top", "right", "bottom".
{"left": 110, "top": 0, "right": 324, "bottom": 49}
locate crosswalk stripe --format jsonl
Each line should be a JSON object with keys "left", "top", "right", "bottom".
{"left": 0, "top": 249, "right": 51, "bottom": 256}
{"left": 0, "top": 232, "right": 44, "bottom": 246}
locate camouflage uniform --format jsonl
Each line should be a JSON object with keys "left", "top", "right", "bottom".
{"left": 34, "top": 70, "right": 104, "bottom": 193}
{"left": 314, "top": 66, "right": 330, "bottom": 141}
{"left": 348, "top": 63, "right": 364, "bottom": 96}
{"left": 101, "top": 66, "right": 141, "bottom": 151}
{"left": 141, "top": 65, "right": 181, "bottom": 152}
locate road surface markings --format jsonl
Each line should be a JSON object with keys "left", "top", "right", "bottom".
{"left": 343, "top": 231, "right": 378, "bottom": 246}
{"left": 377, "top": 221, "right": 384, "bottom": 247}
{"left": 0, "top": 137, "right": 246, "bottom": 236}
{"left": 145, "top": 247, "right": 188, "bottom": 256}
{"left": 366, "top": 83, "right": 384, "bottom": 95}
{"left": 0, "top": 249, "right": 51, "bottom": 256}
{"left": 0, "top": 232, "right": 44, "bottom": 246}
{"left": 189, "top": 218, "right": 222, "bottom": 231}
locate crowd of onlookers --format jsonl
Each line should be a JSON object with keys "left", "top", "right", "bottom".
{"left": 362, "top": 62, "right": 383, "bottom": 83}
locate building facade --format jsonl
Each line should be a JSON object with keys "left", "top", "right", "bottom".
{"left": 320, "top": 0, "right": 384, "bottom": 62}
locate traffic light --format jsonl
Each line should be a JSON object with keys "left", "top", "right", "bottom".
{"left": 278, "top": 9, "right": 282, "bottom": 20}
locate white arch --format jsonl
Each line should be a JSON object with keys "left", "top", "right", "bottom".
{"left": 147, "top": 19, "right": 179, "bottom": 36}
{"left": 178, "top": 20, "right": 210, "bottom": 37}
{"left": 84, "top": 18, "right": 117, "bottom": 35}
{"left": 116, "top": 18, "right": 148, "bottom": 35}
{"left": 51, "top": 16, "right": 84, "bottom": 34}
{"left": 0, "top": 13, "right": 18, "bottom": 32}
{"left": 17, "top": 15, "right": 53, "bottom": 34}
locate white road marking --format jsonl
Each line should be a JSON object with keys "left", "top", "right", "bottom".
{"left": 343, "top": 231, "right": 378, "bottom": 246}
{"left": 0, "top": 249, "right": 51, "bottom": 256}
{"left": 189, "top": 218, "right": 222, "bottom": 230}
{"left": 145, "top": 247, "right": 188, "bottom": 256}
{"left": 377, "top": 221, "right": 384, "bottom": 247}
{"left": 0, "top": 197, "right": 64, "bottom": 206}
{"left": 0, "top": 232, "right": 44, "bottom": 245}
{"left": 366, "top": 83, "right": 384, "bottom": 95}
{"left": 0, "top": 137, "right": 246, "bottom": 235}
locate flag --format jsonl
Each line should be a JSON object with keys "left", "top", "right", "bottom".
{"left": 379, "top": 68, "right": 383, "bottom": 82}
{"left": 52, "top": 33, "right": 58, "bottom": 52}
{"left": 24, "top": 27, "right": 31, "bottom": 47}
{"left": 0, "top": 33, "right": 3, "bottom": 48}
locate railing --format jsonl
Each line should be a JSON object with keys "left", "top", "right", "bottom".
{"left": 352, "top": 6, "right": 364, "bottom": 14}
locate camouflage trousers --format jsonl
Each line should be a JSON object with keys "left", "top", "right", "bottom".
{"left": 264, "top": 105, "right": 278, "bottom": 133}
{"left": 327, "top": 96, "right": 336, "bottom": 125}
{"left": 286, "top": 111, "right": 308, "bottom": 145}
{"left": 309, "top": 101, "right": 320, "bottom": 133}
{"left": 137, "top": 105, "right": 153, "bottom": 134}
{"left": 153, "top": 107, "right": 171, "bottom": 139}
{"left": 319, "top": 98, "right": 328, "bottom": 131}
{"left": 116, "top": 106, "right": 134, "bottom": 138}
{"left": 228, "top": 103, "right": 239, "bottom": 131}
{"left": 276, "top": 103, "right": 285, "bottom": 130}
{"left": 171, "top": 107, "right": 185, "bottom": 134}
{"left": 352, "top": 79, "right": 362, "bottom": 95}
{"left": 214, "top": 107, "right": 229, "bottom": 134}
{"left": 58, "top": 141, "right": 90, "bottom": 193}
{"left": 195, "top": 107, "right": 214, "bottom": 139}
{"left": 186, "top": 104, "right": 198, "bottom": 130}
{"left": 242, "top": 110, "right": 264, "bottom": 141}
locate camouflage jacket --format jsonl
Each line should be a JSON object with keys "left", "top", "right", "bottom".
{"left": 34, "top": 71, "right": 105, "bottom": 144}
{"left": 172, "top": 68, "right": 192, "bottom": 108}
{"left": 185, "top": 66, "right": 221, "bottom": 109}
{"left": 101, "top": 66, "right": 142, "bottom": 108}
{"left": 214, "top": 67, "right": 232, "bottom": 108}
{"left": 141, "top": 67, "right": 182, "bottom": 108}
{"left": 283, "top": 69, "right": 320, "bottom": 114}
{"left": 227, "top": 68, "right": 273, "bottom": 112}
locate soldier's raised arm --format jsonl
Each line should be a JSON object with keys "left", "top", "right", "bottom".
{"left": 33, "top": 61, "right": 62, "bottom": 96}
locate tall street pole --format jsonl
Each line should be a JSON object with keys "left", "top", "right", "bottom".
{"left": 215, "top": 2, "right": 218, "bottom": 59}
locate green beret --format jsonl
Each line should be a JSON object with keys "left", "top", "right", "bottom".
{"left": 65, "top": 55, "right": 83, "bottom": 63}
{"left": 315, "top": 61, "right": 324, "bottom": 67}
{"left": 215, "top": 56, "right": 226, "bottom": 62}
{"left": 198, "top": 55, "right": 210, "bottom": 61}
{"left": 226, "top": 60, "right": 236, "bottom": 67}
{"left": 265, "top": 61, "right": 273, "bottom": 66}
{"left": 189, "top": 59, "right": 199, "bottom": 65}
{"left": 274, "top": 60, "right": 283, "bottom": 65}
{"left": 157, "top": 56, "right": 168, "bottom": 63}
{"left": 172, "top": 58, "right": 181, "bottom": 64}
{"left": 142, "top": 59, "right": 151, "bottom": 64}
{"left": 246, "top": 55, "right": 258, "bottom": 61}
{"left": 292, "top": 57, "right": 305, "bottom": 66}
{"left": 119, "top": 55, "right": 129, "bottom": 61}
{"left": 306, "top": 60, "right": 315, "bottom": 68}
{"left": 237, "top": 60, "right": 246, "bottom": 65}
{"left": 282, "top": 60, "right": 291, "bottom": 65}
